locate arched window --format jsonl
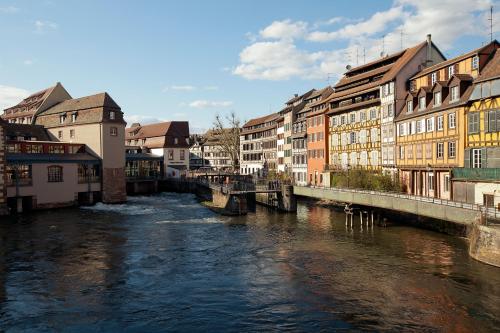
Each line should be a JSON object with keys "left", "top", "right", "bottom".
{"left": 47, "top": 165, "right": 63, "bottom": 182}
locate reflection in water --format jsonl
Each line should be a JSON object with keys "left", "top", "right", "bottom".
{"left": 0, "top": 193, "right": 499, "bottom": 332}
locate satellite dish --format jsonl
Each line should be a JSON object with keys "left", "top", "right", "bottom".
{"left": 346, "top": 65, "right": 352, "bottom": 70}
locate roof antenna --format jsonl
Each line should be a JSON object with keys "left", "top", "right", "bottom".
{"left": 489, "top": 5, "right": 494, "bottom": 42}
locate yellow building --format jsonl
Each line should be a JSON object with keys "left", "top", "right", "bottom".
{"left": 327, "top": 37, "right": 444, "bottom": 174}
{"left": 396, "top": 41, "right": 499, "bottom": 199}
{"left": 453, "top": 48, "right": 500, "bottom": 207}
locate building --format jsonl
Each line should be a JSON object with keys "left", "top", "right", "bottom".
{"left": 125, "top": 146, "right": 163, "bottom": 180}
{"left": 240, "top": 113, "right": 279, "bottom": 176}
{"left": 3, "top": 123, "right": 101, "bottom": 211}
{"left": 277, "top": 116, "right": 285, "bottom": 173}
{"left": 189, "top": 134, "right": 206, "bottom": 170}
{"left": 396, "top": 41, "right": 499, "bottom": 199}
{"left": 327, "top": 37, "right": 445, "bottom": 179}
{"left": 0, "top": 119, "right": 7, "bottom": 214}
{"left": 453, "top": 46, "right": 500, "bottom": 207}
{"left": 2, "top": 82, "right": 71, "bottom": 125}
{"left": 305, "top": 87, "right": 334, "bottom": 186}
{"left": 34, "top": 91, "right": 127, "bottom": 203}
{"left": 279, "top": 90, "right": 315, "bottom": 176}
{"left": 125, "top": 121, "right": 190, "bottom": 178}
{"left": 202, "top": 129, "right": 235, "bottom": 171}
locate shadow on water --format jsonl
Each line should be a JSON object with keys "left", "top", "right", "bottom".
{"left": 0, "top": 192, "right": 499, "bottom": 332}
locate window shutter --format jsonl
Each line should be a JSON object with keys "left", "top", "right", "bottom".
{"left": 485, "top": 111, "right": 490, "bottom": 132}
{"left": 444, "top": 69, "right": 449, "bottom": 81}
{"left": 464, "top": 149, "right": 471, "bottom": 168}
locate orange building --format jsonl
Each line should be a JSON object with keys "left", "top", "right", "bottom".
{"left": 306, "top": 87, "right": 334, "bottom": 185}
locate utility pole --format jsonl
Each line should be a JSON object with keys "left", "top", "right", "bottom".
{"left": 489, "top": 5, "right": 494, "bottom": 42}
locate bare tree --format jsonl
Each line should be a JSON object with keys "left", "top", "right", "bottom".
{"left": 212, "top": 112, "right": 241, "bottom": 172}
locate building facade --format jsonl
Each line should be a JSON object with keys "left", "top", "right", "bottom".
{"left": 240, "top": 113, "right": 278, "bottom": 176}
{"left": 126, "top": 122, "right": 190, "bottom": 178}
{"left": 397, "top": 41, "right": 499, "bottom": 199}
{"left": 454, "top": 47, "right": 500, "bottom": 207}
{"left": 34, "top": 92, "right": 127, "bottom": 203}
{"left": 327, "top": 37, "right": 445, "bottom": 180}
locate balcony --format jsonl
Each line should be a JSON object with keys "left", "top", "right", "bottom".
{"left": 452, "top": 168, "right": 500, "bottom": 181}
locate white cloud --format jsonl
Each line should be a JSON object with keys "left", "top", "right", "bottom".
{"left": 124, "top": 114, "right": 165, "bottom": 125}
{"left": 185, "top": 100, "right": 233, "bottom": 108}
{"left": 260, "top": 19, "right": 308, "bottom": 40}
{"left": 203, "top": 85, "right": 219, "bottom": 90}
{"left": 0, "top": 85, "right": 30, "bottom": 110}
{"left": 34, "top": 20, "right": 58, "bottom": 34}
{"left": 0, "top": 6, "right": 19, "bottom": 13}
{"left": 170, "top": 85, "right": 196, "bottom": 91}
{"left": 163, "top": 85, "right": 219, "bottom": 92}
{"left": 23, "top": 59, "right": 34, "bottom": 66}
{"left": 233, "top": 0, "right": 496, "bottom": 81}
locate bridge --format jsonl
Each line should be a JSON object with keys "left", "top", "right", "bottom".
{"left": 293, "top": 185, "right": 500, "bottom": 226}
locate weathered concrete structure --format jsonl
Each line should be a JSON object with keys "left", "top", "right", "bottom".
{"left": 469, "top": 224, "right": 500, "bottom": 267}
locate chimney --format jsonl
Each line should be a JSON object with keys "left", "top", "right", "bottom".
{"left": 426, "top": 34, "right": 432, "bottom": 66}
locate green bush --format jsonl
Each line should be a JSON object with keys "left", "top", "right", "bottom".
{"left": 330, "top": 169, "right": 402, "bottom": 192}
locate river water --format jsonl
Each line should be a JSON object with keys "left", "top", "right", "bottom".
{"left": 0, "top": 193, "right": 499, "bottom": 332}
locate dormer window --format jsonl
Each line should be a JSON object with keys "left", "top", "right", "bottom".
{"left": 407, "top": 100, "right": 413, "bottom": 114}
{"left": 174, "top": 137, "right": 178, "bottom": 144}
{"left": 448, "top": 65, "right": 455, "bottom": 77}
{"left": 71, "top": 113, "right": 77, "bottom": 123}
{"left": 110, "top": 111, "right": 115, "bottom": 120}
{"left": 433, "top": 91, "right": 441, "bottom": 106}
{"left": 431, "top": 72, "right": 437, "bottom": 85}
{"left": 59, "top": 114, "right": 66, "bottom": 124}
{"left": 450, "top": 86, "right": 460, "bottom": 102}
{"left": 472, "top": 56, "right": 479, "bottom": 70}
{"left": 419, "top": 96, "right": 426, "bottom": 110}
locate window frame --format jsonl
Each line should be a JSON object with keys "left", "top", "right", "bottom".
{"left": 47, "top": 165, "right": 63, "bottom": 183}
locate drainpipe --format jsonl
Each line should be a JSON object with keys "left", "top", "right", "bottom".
{"left": 426, "top": 34, "right": 432, "bottom": 66}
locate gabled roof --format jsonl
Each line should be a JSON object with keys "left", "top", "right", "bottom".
{"left": 126, "top": 121, "right": 190, "bottom": 148}
{"left": 2, "top": 123, "right": 51, "bottom": 141}
{"left": 474, "top": 48, "right": 500, "bottom": 83}
{"left": 242, "top": 112, "right": 279, "bottom": 128}
{"left": 39, "top": 92, "right": 120, "bottom": 115}
{"left": 411, "top": 40, "right": 500, "bottom": 79}
{"left": 4, "top": 85, "right": 55, "bottom": 112}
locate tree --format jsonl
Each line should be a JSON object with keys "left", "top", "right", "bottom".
{"left": 212, "top": 112, "right": 241, "bottom": 172}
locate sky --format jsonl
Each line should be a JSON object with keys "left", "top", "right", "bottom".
{"left": 0, "top": 0, "right": 499, "bottom": 133}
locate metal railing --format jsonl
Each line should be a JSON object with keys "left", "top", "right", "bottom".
{"left": 300, "top": 185, "right": 500, "bottom": 222}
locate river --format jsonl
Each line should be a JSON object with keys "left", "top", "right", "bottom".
{"left": 0, "top": 193, "right": 499, "bottom": 332}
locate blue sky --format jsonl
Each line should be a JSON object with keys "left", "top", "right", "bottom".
{"left": 0, "top": 0, "right": 498, "bottom": 132}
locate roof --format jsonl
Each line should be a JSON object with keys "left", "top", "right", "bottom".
{"left": 2, "top": 123, "right": 50, "bottom": 140}
{"left": 329, "top": 41, "right": 431, "bottom": 103}
{"left": 411, "top": 40, "right": 500, "bottom": 79}
{"left": 474, "top": 48, "right": 500, "bottom": 83}
{"left": 4, "top": 85, "right": 55, "bottom": 112}
{"left": 242, "top": 112, "right": 279, "bottom": 128}
{"left": 125, "top": 121, "right": 190, "bottom": 148}
{"left": 39, "top": 92, "right": 120, "bottom": 115}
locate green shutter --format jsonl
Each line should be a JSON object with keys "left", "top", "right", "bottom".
{"left": 481, "top": 148, "right": 487, "bottom": 168}
{"left": 464, "top": 148, "right": 471, "bottom": 168}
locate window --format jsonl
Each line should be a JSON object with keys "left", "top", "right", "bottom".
{"left": 428, "top": 173, "right": 435, "bottom": 191}
{"left": 448, "top": 65, "right": 455, "bottom": 77}
{"left": 450, "top": 86, "right": 459, "bottom": 102}
{"left": 110, "top": 127, "right": 118, "bottom": 136}
{"left": 174, "top": 137, "right": 178, "bottom": 144}
{"left": 387, "top": 104, "right": 394, "bottom": 117}
{"left": 370, "top": 108, "right": 377, "bottom": 119}
{"left": 71, "top": 113, "right": 77, "bottom": 122}
{"left": 59, "top": 115, "right": 66, "bottom": 124}
{"left": 110, "top": 111, "right": 115, "bottom": 120}
{"left": 448, "top": 141, "right": 456, "bottom": 158}
{"left": 6, "top": 164, "right": 32, "bottom": 186}
{"left": 359, "top": 111, "right": 366, "bottom": 122}
{"left": 26, "top": 144, "right": 43, "bottom": 153}
{"left": 416, "top": 120, "right": 422, "bottom": 133}
{"left": 472, "top": 56, "right": 479, "bottom": 70}
{"left": 431, "top": 72, "right": 437, "bottom": 85}
{"left": 419, "top": 96, "right": 426, "bottom": 110}
{"left": 486, "top": 110, "right": 500, "bottom": 132}
{"left": 472, "top": 148, "right": 482, "bottom": 168}
{"left": 48, "top": 145, "right": 65, "bottom": 154}
{"left": 444, "top": 175, "right": 450, "bottom": 192}
{"left": 426, "top": 117, "right": 434, "bottom": 132}
{"left": 168, "top": 149, "right": 174, "bottom": 160}
{"left": 47, "top": 166, "right": 63, "bottom": 182}
{"left": 180, "top": 150, "right": 185, "bottom": 160}
{"left": 448, "top": 113, "right": 456, "bottom": 129}
{"left": 433, "top": 91, "right": 441, "bottom": 106}
{"left": 349, "top": 132, "right": 356, "bottom": 144}
{"left": 468, "top": 113, "right": 480, "bottom": 133}
{"left": 350, "top": 113, "right": 356, "bottom": 123}
{"left": 407, "top": 100, "right": 413, "bottom": 113}
{"left": 70, "top": 129, "right": 75, "bottom": 139}
{"left": 437, "top": 115, "right": 444, "bottom": 130}
{"left": 426, "top": 143, "right": 432, "bottom": 159}
{"left": 58, "top": 130, "right": 63, "bottom": 139}
{"left": 437, "top": 142, "right": 444, "bottom": 158}
{"left": 399, "top": 146, "right": 405, "bottom": 159}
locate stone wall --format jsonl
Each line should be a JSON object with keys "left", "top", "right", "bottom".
{"left": 102, "top": 168, "right": 127, "bottom": 203}
{"left": 469, "top": 223, "right": 500, "bottom": 267}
